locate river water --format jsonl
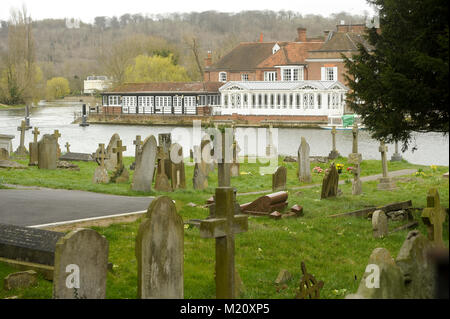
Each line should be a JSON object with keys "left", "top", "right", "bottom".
{"left": 1, "top": 104, "right": 448, "bottom": 166}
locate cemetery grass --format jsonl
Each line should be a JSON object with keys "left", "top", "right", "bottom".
{"left": 1, "top": 155, "right": 424, "bottom": 196}
{"left": 0, "top": 160, "right": 448, "bottom": 299}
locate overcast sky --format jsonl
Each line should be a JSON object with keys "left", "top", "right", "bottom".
{"left": 0, "top": 0, "right": 376, "bottom": 22}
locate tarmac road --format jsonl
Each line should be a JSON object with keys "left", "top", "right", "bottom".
{"left": 0, "top": 187, "right": 153, "bottom": 227}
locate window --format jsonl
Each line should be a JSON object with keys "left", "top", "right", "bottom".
{"left": 303, "top": 93, "right": 314, "bottom": 109}
{"left": 321, "top": 66, "right": 338, "bottom": 81}
{"left": 219, "top": 72, "right": 227, "bottom": 82}
{"left": 241, "top": 73, "right": 249, "bottom": 81}
{"left": 296, "top": 94, "right": 301, "bottom": 109}
{"left": 252, "top": 94, "right": 256, "bottom": 108}
{"left": 264, "top": 71, "right": 277, "bottom": 81}
{"left": 277, "top": 94, "right": 281, "bottom": 108}
{"left": 270, "top": 94, "right": 274, "bottom": 108}
{"left": 283, "top": 69, "right": 292, "bottom": 81}
{"left": 280, "top": 67, "right": 304, "bottom": 81}
{"left": 108, "top": 95, "right": 121, "bottom": 106}
{"left": 283, "top": 94, "right": 287, "bottom": 108}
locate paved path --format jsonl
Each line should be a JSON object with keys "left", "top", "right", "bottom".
{"left": 0, "top": 187, "right": 153, "bottom": 227}
{"left": 237, "top": 169, "right": 416, "bottom": 197}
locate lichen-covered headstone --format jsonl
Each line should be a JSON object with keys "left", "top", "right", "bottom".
{"left": 92, "top": 143, "right": 109, "bottom": 184}
{"left": 132, "top": 136, "right": 157, "bottom": 192}
{"left": 272, "top": 166, "right": 287, "bottom": 192}
{"left": 38, "top": 134, "right": 57, "bottom": 170}
{"left": 104, "top": 133, "right": 120, "bottom": 171}
{"left": 421, "top": 188, "right": 446, "bottom": 245}
{"left": 372, "top": 210, "right": 388, "bottom": 238}
{"left": 297, "top": 137, "right": 312, "bottom": 183}
{"left": 154, "top": 146, "right": 172, "bottom": 192}
{"left": 136, "top": 196, "right": 184, "bottom": 299}
{"left": 28, "top": 127, "right": 40, "bottom": 166}
{"left": 170, "top": 143, "right": 186, "bottom": 190}
{"left": 53, "top": 228, "right": 109, "bottom": 299}
{"left": 320, "top": 163, "right": 339, "bottom": 199}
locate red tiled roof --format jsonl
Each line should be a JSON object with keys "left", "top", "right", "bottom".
{"left": 106, "top": 82, "right": 223, "bottom": 94}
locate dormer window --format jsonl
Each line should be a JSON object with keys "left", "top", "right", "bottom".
{"left": 219, "top": 72, "right": 227, "bottom": 82}
{"left": 272, "top": 43, "right": 280, "bottom": 55}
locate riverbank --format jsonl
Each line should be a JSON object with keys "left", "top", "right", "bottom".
{"left": 0, "top": 157, "right": 448, "bottom": 299}
{"left": 0, "top": 103, "right": 25, "bottom": 110}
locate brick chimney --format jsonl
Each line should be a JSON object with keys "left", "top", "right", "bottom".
{"left": 204, "top": 51, "right": 212, "bottom": 68}
{"left": 295, "top": 27, "right": 307, "bottom": 42}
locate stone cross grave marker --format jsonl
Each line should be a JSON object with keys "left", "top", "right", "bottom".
{"left": 272, "top": 166, "right": 287, "bottom": 192}
{"left": 421, "top": 188, "right": 446, "bottom": 245}
{"left": 200, "top": 187, "right": 248, "bottom": 299}
{"left": 154, "top": 146, "right": 172, "bottom": 192}
{"left": 391, "top": 141, "right": 403, "bottom": 162}
{"left": 217, "top": 130, "right": 231, "bottom": 187}
{"left": 158, "top": 133, "right": 172, "bottom": 179}
{"left": 372, "top": 210, "right": 388, "bottom": 238}
{"left": 104, "top": 133, "right": 120, "bottom": 171}
{"left": 295, "top": 262, "right": 324, "bottom": 299}
{"left": 130, "top": 135, "right": 143, "bottom": 170}
{"left": 15, "top": 120, "right": 28, "bottom": 156}
{"left": 53, "top": 129, "right": 62, "bottom": 159}
{"left": 93, "top": 143, "right": 109, "bottom": 184}
{"left": 132, "top": 135, "right": 157, "bottom": 192}
{"left": 230, "top": 140, "right": 240, "bottom": 177}
{"left": 110, "top": 139, "right": 129, "bottom": 183}
{"left": 321, "top": 163, "right": 339, "bottom": 199}
{"left": 266, "top": 124, "right": 276, "bottom": 157}
{"left": 352, "top": 122, "right": 359, "bottom": 154}
{"left": 377, "top": 141, "right": 396, "bottom": 190}
{"left": 37, "top": 134, "right": 57, "bottom": 170}
{"left": 53, "top": 228, "right": 109, "bottom": 299}
{"left": 65, "top": 142, "right": 70, "bottom": 153}
{"left": 170, "top": 143, "right": 186, "bottom": 190}
{"left": 298, "top": 137, "right": 312, "bottom": 183}
{"left": 29, "top": 127, "right": 40, "bottom": 166}
{"left": 348, "top": 124, "right": 362, "bottom": 195}
{"left": 328, "top": 126, "right": 340, "bottom": 159}
{"left": 136, "top": 196, "right": 184, "bottom": 299}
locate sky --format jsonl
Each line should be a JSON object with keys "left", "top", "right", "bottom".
{"left": 0, "top": 0, "right": 376, "bottom": 22}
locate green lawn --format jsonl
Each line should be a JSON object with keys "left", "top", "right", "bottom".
{"left": 0, "top": 156, "right": 448, "bottom": 299}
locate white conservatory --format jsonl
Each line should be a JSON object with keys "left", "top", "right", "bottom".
{"left": 216, "top": 81, "right": 348, "bottom": 116}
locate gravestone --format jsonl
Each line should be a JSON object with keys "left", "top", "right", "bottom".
{"left": 158, "top": 133, "right": 172, "bottom": 179}
{"left": 372, "top": 210, "right": 388, "bottom": 238}
{"left": 170, "top": 143, "right": 186, "bottom": 190}
{"left": 193, "top": 162, "right": 208, "bottom": 190}
{"left": 266, "top": 125, "right": 277, "bottom": 157}
{"left": 200, "top": 187, "right": 248, "bottom": 298}
{"left": 53, "top": 129, "right": 62, "bottom": 159}
{"left": 65, "top": 142, "right": 70, "bottom": 153}
{"left": 297, "top": 137, "right": 312, "bottom": 183}
{"left": 240, "top": 191, "right": 289, "bottom": 215}
{"left": 391, "top": 141, "right": 403, "bottom": 162}
{"left": 0, "top": 223, "right": 64, "bottom": 267}
{"left": 136, "top": 196, "right": 184, "bottom": 299}
{"left": 272, "top": 166, "right": 287, "bottom": 192}
{"left": 4, "top": 270, "right": 38, "bottom": 291}
{"left": 200, "top": 139, "right": 214, "bottom": 176}
{"left": 421, "top": 188, "right": 446, "bottom": 245}
{"left": 230, "top": 140, "right": 240, "bottom": 177}
{"left": 53, "top": 228, "right": 109, "bottom": 299}
{"left": 132, "top": 135, "right": 157, "bottom": 192}
{"left": 328, "top": 126, "right": 340, "bottom": 159}
{"left": 104, "top": 133, "right": 120, "bottom": 171}
{"left": 154, "top": 146, "right": 172, "bottom": 192}
{"left": 0, "top": 148, "right": 8, "bottom": 160}
{"left": 110, "top": 139, "right": 129, "bottom": 183}
{"left": 348, "top": 123, "right": 362, "bottom": 195}
{"left": 295, "top": 262, "right": 324, "bottom": 299}
{"left": 37, "top": 134, "right": 57, "bottom": 170}
{"left": 15, "top": 120, "right": 28, "bottom": 156}
{"left": 92, "top": 143, "right": 109, "bottom": 184}
{"left": 320, "top": 163, "right": 339, "bottom": 199}
{"left": 0, "top": 134, "right": 14, "bottom": 154}
{"left": 377, "top": 141, "right": 396, "bottom": 190}
{"left": 59, "top": 152, "right": 94, "bottom": 162}
{"left": 346, "top": 230, "right": 437, "bottom": 299}
{"left": 28, "top": 127, "right": 40, "bottom": 166}
{"left": 217, "top": 130, "right": 232, "bottom": 187}
{"left": 130, "top": 135, "right": 143, "bottom": 170}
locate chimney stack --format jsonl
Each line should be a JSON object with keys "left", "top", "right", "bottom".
{"left": 259, "top": 32, "right": 263, "bottom": 43}
{"left": 296, "top": 27, "right": 307, "bottom": 42}
{"left": 204, "top": 51, "right": 212, "bottom": 68}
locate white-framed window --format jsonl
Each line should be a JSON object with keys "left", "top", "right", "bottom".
{"left": 241, "top": 73, "right": 249, "bottom": 81}
{"left": 303, "top": 93, "right": 314, "bottom": 109}
{"left": 264, "top": 71, "right": 277, "bottom": 81}
{"left": 219, "top": 72, "right": 227, "bottom": 82}
{"left": 280, "top": 67, "right": 304, "bottom": 81}
{"left": 321, "top": 66, "right": 338, "bottom": 81}
{"left": 108, "top": 95, "right": 121, "bottom": 106}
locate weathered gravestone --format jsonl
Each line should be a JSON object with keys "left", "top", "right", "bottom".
{"left": 28, "top": 127, "right": 40, "bottom": 166}
{"left": 0, "top": 147, "right": 8, "bottom": 160}
{"left": 158, "top": 133, "right": 172, "bottom": 179}
{"left": 200, "top": 187, "right": 248, "bottom": 298}
{"left": 0, "top": 134, "right": 14, "bottom": 154}
{"left": 216, "top": 130, "right": 232, "bottom": 187}
{"left": 372, "top": 210, "right": 388, "bottom": 238}
{"left": 193, "top": 162, "right": 208, "bottom": 190}
{"left": 391, "top": 141, "right": 403, "bottom": 162}
{"left": 53, "top": 228, "right": 109, "bottom": 299}
{"left": 154, "top": 146, "right": 172, "bottom": 192}
{"left": 201, "top": 138, "right": 214, "bottom": 176}
{"left": 136, "top": 196, "right": 184, "bottom": 299}
{"left": 320, "top": 163, "right": 339, "bottom": 199}
{"left": 53, "top": 129, "right": 62, "bottom": 159}
{"left": 4, "top": 270, "right": 38, "bottom": 291}
{"left": 132, "top": 135, "right": 157, "bottom": 192}
{"left": 377, "top": 141, "right": 396, "bottom": 190}
{"left": 230, "top": 140, "right": 240, "bottom": 177}
{"left": 328, "top": 126, "right": 340, "bottom": 159}
{"left": 266, "top": 124, "right": 277, "bottom": 157}
{"left": 104, "top": 133, "right": 120, "bottom": 171}
{"left": 346, "top": 230, "right": 437, "bottom": 299}
{"left": 15, "top": 120, "right": 28, "bottom": 156}
{"left": 110, "top": 139, "right": 129, "bottom": 183}
{"left": 272, "top": 166, "right": 287, "bottom": 192}
{"left": 297, "top": 137, "right": 312, "bottom": 183}
{"left": 130, "top": 135, "right": 143, "bottom": 170}
{"left": 38, "top": 134, "right": 57, "bottom": 170}
{"left": 240, "top": 191, "right": 289, "bottom": 215}
{"left": 65, "top": 142, "right": 70, "bottom": 153}
{"left": 170, "top": 143, "right": 186, "bottom": 190}
{"left": 421, "top": 188, "right": 446, "bottom": 245}
{"left": 92, "top": 143, "right": 109, "bottom": 184}
{"left": 348, "top": 123, "right": 362, "bottom": 195}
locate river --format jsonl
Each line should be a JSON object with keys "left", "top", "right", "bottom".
{"left": 0, "top": 103, "right": 448, "bottom": 166}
